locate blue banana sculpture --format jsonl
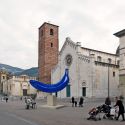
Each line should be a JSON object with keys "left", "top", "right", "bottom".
{"left": 29, "top": 69, "right": 69, "bottom": 93}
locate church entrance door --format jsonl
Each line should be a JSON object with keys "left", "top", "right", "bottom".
{"left": 82, "top": 87, "right": 86, "bottom": 96}
{"left": 23, "top": 89, "right": 27, "bottom": 96}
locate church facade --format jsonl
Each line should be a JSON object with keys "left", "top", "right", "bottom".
{"left": 51, "top": 37, "right": 119, "bottom": 98}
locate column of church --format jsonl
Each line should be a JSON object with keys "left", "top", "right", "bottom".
{"left": 114, "top": 30, "right": 125, "bottom": 97}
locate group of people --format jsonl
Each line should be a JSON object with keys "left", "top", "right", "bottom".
{"left": 105, "top": 96, "right": 125, "bottom": 121}
{"left": 71, "top": 96, "right": 84, "bottom": 107}
{"left": 25, "top": 97, "right": 36, "bottom": 109}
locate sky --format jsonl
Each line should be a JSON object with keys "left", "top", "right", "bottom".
{"left": 0, "top": 0, "right": 125, "bottom": 69}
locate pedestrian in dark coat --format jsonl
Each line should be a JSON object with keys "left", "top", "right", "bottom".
{"left": 71, "top": 97, "right": 75, "bottom": 107}
{"left": 105, "top": 97, "right": 111, "bottom": 106}
{"left": 79, "top": 97, "right": 84, "bottom": 107}
{"left": 5, "top": 96, "right": 8, "bottom": 103}
{"left": 114, "top": 98, "right": 125, "bottom": 121}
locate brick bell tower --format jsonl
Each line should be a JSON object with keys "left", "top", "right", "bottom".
{"left": 38, "top": 22, "right": 59, "bottom": 83}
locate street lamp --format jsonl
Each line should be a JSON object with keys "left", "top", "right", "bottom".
{"left": 108, "top": 65, "right": 110, "bottom": 98}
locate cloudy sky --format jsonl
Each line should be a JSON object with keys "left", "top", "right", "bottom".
{"left": 0, "top": 0, "right": 124, "bottom": 69}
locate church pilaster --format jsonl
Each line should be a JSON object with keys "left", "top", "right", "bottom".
{"left": 114, "top": 30, "right": 125, "bottom": 97}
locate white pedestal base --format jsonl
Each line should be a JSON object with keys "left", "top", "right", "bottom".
{"left": 47, "top": 95, "right": 57, "bottom": 106}
{"left": 41, "top": 95, "right": 65, "bottom": 109}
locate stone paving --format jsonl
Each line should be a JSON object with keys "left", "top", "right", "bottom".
{"left": 0, "top": 98, "right": 125, "bottom": 125}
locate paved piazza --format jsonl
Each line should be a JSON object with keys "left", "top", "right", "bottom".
{"left": 0, "top": 98, "right": 125, "bottom": 125}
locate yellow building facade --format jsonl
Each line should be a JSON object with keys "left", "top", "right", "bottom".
{"left": 2, "top": 75, "right": 37, "bottom": 96}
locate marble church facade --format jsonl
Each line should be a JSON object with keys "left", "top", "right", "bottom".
{"left": 51, "top": 37, "right": 119, "bottom": 98}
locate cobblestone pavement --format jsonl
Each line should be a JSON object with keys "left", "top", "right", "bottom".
{"left": 0, "top": 98, "right": 125, "bottom": 125}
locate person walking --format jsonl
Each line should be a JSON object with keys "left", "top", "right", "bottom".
{"left": 114, "top": 97, "right": 125, "bottom": 121}
{"left": 5, "top": 96, "right": 8, "bottom": 103}
{"left": 79, "top": 97, "right": 84, "bottom": 107}
{"left": 71, "top": 96, "right": 75, "bottom": 107}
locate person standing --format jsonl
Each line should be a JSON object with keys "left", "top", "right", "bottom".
{"left": 105, "top": 97, "right": 111, "bottom": 106}
{"left": 71, "top": 96, "right": 75, "bottom": 107}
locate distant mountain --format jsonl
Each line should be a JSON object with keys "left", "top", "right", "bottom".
{"left": 15, "top": 67, "right": 38, "bottom": 77}
{"left": 0, "top": 63, "right": 38, "bottom": 77}
{"left": 0, "top": 63, "right": 24, "bottom": 74}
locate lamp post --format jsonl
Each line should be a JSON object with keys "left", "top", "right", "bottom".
{"left": 108, "top": 65, "right": 110, "bottom": 98}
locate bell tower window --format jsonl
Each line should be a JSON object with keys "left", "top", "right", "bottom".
{"left": 50, "top": 29, "right": 54, "bottom": 35}
{"left": 51, "top": 43, "right": 53, "bottom": 47}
